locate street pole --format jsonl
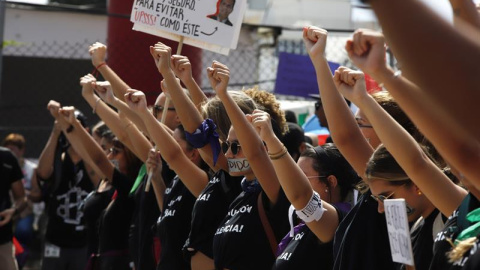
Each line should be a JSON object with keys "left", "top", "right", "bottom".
{"left": 0, "top": 0, "right": 6, "bottom": 100}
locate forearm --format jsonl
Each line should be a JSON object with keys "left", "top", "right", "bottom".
{"left": 183, "top": 78, "right": 208, "bottom": 109}
{"left": 357, "top": 95, "right": 466, "bottom": 215}
{"left": 62, "top": 119, "right": 113, "bottom": 180}
{"left": 220, "top": 92, "right": 280, "bottom": 203}
{"left": 314, "top": 58, "right": 373, "bottom": 175}
{"left": 151, "top": 173, "right": 166, "bottom": 212}
{"left": 96, "top": 65, "right": 131, "bottom": 101}
{"left": 370, "top": 0, "right": 480, "bottom": 139}
{"left": 163, "top": 70, "right": 204, "bottom": 132}
{"left": 37, "top": 127, "right": 61, "bottom": 179}
{"left": 112, "top": 98, "right": 150, "bottom": 136}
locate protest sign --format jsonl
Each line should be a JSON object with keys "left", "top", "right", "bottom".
{"left": 131, "top": 0, "right": 247, "bottom": 55}
{"left": 384, "top": 199, "right": 415, "bottom": 267}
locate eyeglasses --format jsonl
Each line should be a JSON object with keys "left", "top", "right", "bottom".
{"left": 221, "top": 141, "right": 241, "bottom": 155}
{"left": 108, "top": 147, "right": 123, "bottom": 156}
{"left": 314, "top": 101, "right": 322, "bottom": 111}
{"left": 370, "top": 184, "right": 406, "bottom": 203}
{"left": 153, "top": 105, "right": 176, "bottom": 117}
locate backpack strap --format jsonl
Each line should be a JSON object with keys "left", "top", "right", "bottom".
{"left": 257, "top": 192, "right": 278, "bottom": 255}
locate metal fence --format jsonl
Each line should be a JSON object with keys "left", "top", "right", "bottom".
{"left": 0, "top": 26, "right": 355, "bottom": 158}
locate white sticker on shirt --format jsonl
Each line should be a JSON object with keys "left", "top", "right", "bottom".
{"left": 44, "top": 243, "right": 60, "bottom": 258}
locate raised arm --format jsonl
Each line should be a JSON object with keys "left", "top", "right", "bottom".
{"left": 89, "top": 42, "right": 130, "bottom": 100}
{"left": 170, "top": 54, "right": 208, "bottom": 108}
{"left": 146, "top": 149, "right": 166, "bottom": 211}
{"left": 346, "top": 29, "right": 480, "bottom": 195}
{"left": 79, "top": 74, "right": 135, "bottom": 157}
{"left": 36, "top": 108, "right": 62, "bottom": 180}
{"left": 304, "top": 26, "right": 373, "bottom": 176}
{"left": 125, "top": 89, "right": 209, "bottom": 197}
{"left": 335, "top": 67, "right": 467, "bottom": 216}
{"left": 151, "top": 43, "right": 228, "bottom": 172}
{"left": 251, "top": 109, "right": 339, "bottom": 242}
{"left": 93, "top": 81, "right": 152, "bottom": 162}
{"left": 209, "top": 62, "right": 281, "bottom": 204}
{"left": 55, "top": 106, "right": 115, "bottom": 181}
{"left": 367, "top": 0, "right": 480, "bottom": 141}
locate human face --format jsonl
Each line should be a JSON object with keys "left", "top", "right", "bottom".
{"left": 314, "top": 101, "right": 329, "bottom": 129}
{"left": 218, "top": 0, "right": 234, "bottom": 20}
{"left": 107, "top": 144, "right": 127, "bottom": 174}
{"left": 368, "top": 180, "right": 421, "bottom": 222}
{"left": 297, "top": 156, "right": 331, "bottom": 202}
{"left": 100, "top": 137, "right": 114, "bottom": 156}
{"left": 224, "top": 127, "right": 253, "bottom": 178}
{"left": 355, "top": 110, "right": 381, "bottom": 149}
{"left": 154, "top": 93, "right": 178, "bottom": 131}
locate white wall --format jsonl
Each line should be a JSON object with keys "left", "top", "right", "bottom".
{"left": 4, "top": 6, "right": 107, "bottom": 58}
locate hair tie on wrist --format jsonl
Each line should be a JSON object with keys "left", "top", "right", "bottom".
{"left": 66, "top": 125, "right": 74, "bottom": 133}
{"left": 92, "top": 62, "right": 107, "bottom": 78}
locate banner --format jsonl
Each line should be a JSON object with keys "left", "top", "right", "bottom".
{"left": 131, "top": 0, "right": 247, "bottom": 55}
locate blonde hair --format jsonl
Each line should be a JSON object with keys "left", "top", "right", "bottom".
{"left": 201, "top": 91, "right": 257, "bottom": 141}
{"left": 448, "top": 237, "right": 477, "bottom": 262}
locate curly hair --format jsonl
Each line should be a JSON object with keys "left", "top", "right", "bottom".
{"left": 243, "top": 86, "right": 288, "bottom": 136}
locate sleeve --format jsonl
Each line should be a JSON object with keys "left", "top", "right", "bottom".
{"left": 4, "top": 149, "right": 23, "bottom": 185}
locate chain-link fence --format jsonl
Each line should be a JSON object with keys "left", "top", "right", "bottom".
{"left": 0, "top": 25, "right": 354, "bottom": 158}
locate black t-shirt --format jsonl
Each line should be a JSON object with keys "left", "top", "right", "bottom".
{"left": 333, "top": 190, "right": 396, "bottom": 270}
{"left": 98, "top": 169, "right": 134, "bottom": 253}
{"left": 82, "top": 183, "right": 115, "bottom": 255}
{"left": 184, "top": 169, "right": 242, "bottom": 259}
{"left": 273, "top": 205, "right": 347, "bottom": 270}
{"left": 130, "top": 159, "right": 175, "bottom": 270}
{"left": 0, "top": 147, "right": 23, "bottom": 244}
{"left": 44, "top": 153, "right": 93, "bottom": 248}
{"left": 396, "top": 209, "right": 444, "bottom": 270}
{"left": 430, "top": 194, "right": 480, "bottom": 270}
{"left": 461, "top": 237, "right": 480, "bottom": 270}
{"left": 213, "top": 186, "right": 290, "bottom": 270}
{"left": 156, "top": 175, "right": 196, "bottom": 270}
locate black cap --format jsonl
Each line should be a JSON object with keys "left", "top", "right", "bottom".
{"left": 281, "top": 122, "right": 305, "bottom": 157}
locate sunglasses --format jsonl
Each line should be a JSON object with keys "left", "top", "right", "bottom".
{"left": 221, "top": 141, "right": 241, "bottom": 155}
{"left": 370, "top": 184, "right": 406, "bottom": 203}
{"left": 153, "top": 105, "right": 176, "bottom": 117}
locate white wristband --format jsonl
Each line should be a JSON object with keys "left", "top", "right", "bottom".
{"left": 295, "top": 191, "right": 326, "bottom": 223}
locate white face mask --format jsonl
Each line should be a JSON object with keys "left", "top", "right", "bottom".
{"left": 227, "top": 158, "right": 251, "bottom": 173}
{"left": 111, "top": 159, "right": 120, "bottom": 170}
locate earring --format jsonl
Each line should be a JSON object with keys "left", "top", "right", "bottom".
{"left": 417, "top": 191, "right": 422, "bottom": 195}
{"left": 325, "top": 189, "right": 329, "bottom": 193}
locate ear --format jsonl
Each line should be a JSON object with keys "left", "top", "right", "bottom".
{"left": 412, "top": 184, "right": 423, "bottom": 196}
{"left": 326, "top": 175, "right": 338, "bottom": 189}
{"left": 298, "top": 142, "right": 306, "bottom": 155}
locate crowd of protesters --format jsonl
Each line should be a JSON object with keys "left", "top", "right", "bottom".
{"left": 1, "top": 0, "right": 480, "bottom": 269}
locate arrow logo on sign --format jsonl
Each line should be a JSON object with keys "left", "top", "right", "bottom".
{"left": 201, "top": 27, "right": 218, "bottom": 36}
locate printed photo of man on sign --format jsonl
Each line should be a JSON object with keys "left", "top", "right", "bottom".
{"left": 207, "top": 0, "right": 235, "bottom": 26}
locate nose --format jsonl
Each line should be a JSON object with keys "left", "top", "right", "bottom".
{"left": 377, "top": 201, "right": 385, "bottom": 214}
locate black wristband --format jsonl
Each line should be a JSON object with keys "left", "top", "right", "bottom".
{"left": 66, "top": 125, "right": 74, "bottom": 133}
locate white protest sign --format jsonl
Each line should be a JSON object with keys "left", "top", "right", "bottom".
{"left": 130, "top": 0, "right": 247, "bottom": 55}
{"left": 384, "top": 199, "right": 415, "bottom": 266}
